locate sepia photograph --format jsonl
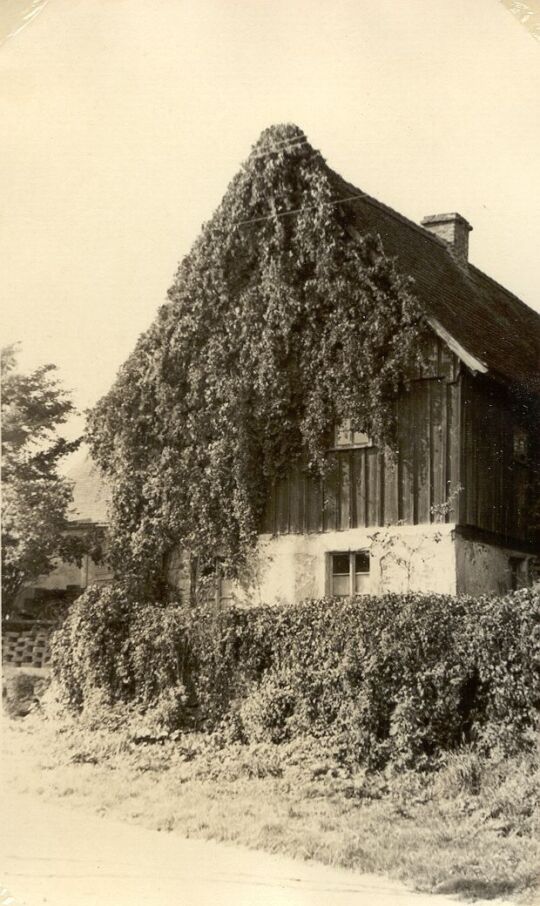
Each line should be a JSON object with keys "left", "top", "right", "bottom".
{"left": 1, "top": 1, "right": 539, "bottom": 904}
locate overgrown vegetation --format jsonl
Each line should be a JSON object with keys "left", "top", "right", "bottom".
{"left": 2, "top": 669, "right": 49, "bottom": 718}
{"left": 4, "top": 711, "right": 539, "bottom": 900}
{"left": 8, "top": 586, "right": 539, "bottom": 899}
{"left": 51, "top": 585, "right": 540, "bottom": 770}
{"left": 87, "top": 123, "right": 425, "bottom": 593}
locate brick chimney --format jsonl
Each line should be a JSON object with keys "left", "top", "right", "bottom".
{"left": 421, "top": 213, "right": 472, "bottom": 267}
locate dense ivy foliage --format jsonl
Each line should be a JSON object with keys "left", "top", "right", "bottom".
{"left": 88, "top": 124, "right": 425, "bottom": 589}
{"left": 51, "top": 585, "right": 540, "bottom": 769}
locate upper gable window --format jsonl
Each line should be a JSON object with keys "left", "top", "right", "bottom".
{"left": 333, "top": 418, "right": 371, "bottom": 449}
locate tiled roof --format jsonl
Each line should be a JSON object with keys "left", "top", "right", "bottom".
{"left": 329, "top": 169, "right": 540, "bottom": 395}
{"left": 65, "top": 447, "right": 111, "bottom": 524}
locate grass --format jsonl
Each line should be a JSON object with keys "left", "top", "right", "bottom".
{"left": 3, "top": 685, "right": 539, "bottom": 903}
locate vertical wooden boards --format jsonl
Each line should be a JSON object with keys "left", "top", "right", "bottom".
{"left": 306, "top": 473, "right": 323, "bottom": 533}
{"left": 323, "top": 455, "right": 339, "bottom": 532}
{"left": 415, "top": 381, "right": 431, "bottom": 524}
{"left": 514, "top": 464, "right": 529, "bottom": 539}
{"left": 288, "top": 465, "right": 305, "bottom": 533}
{"left": 438, "top": 341, "right": 456, "bottom": 382}
{"left": 352, "top": 449, "right": 367, "bottom": 527}
{"left": 338, "top": 453, "right": 352, "bottom": 530}
{"left": 383, "top": 448, "right": 399, "bottom": 524}
{"left": 500, "top": 403, "right": 511, "bottom": 538}
{"left": 446, "top": 378, "right": 462, "bottom": 522}
{"left": 276, "top": 475, "right": 289, "bottom": 534}
{"left": 366, "top": 448, "right": 382, "bottom": 526}
{"left": 476, "top": 394, "right": 497, "bottom": 534}
{"left": 442, "top": 355, "right": 464, "bottom": 523}
{"left": 258, "top": 361, "right": 536, "bottom": 544}
{"left": 458, "top": 373, "right": 536, "bottom": 542}
{"left": 398, "top": 385, "right": 416, "bottom": 523}
{"left": 431, "top": 378, "right": 446, "bottom": 521}
{"left": 461, "top": 375, "right": 476, "bottom": 527}
{"left": 261, "top": 483, "right": 276, "bottom": 534}
{"left": 395, "top": 377, "right": 452, "bottom": 526}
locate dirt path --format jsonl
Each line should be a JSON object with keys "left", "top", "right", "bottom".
{"left": 1, "top": 787, "right": 518, "bottom": 906}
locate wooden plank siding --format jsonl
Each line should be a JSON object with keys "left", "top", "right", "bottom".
{"left": 261, "top": 338, "right": 469, "bottom": 535}
{"left": 260, "top": 333, "right": 537, "bottom": 545}
{"left": 459, "top": 373, "right": 538, "bottom": 545}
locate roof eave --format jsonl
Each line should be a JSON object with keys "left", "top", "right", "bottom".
{"left": 427, "top": 317, "right": 488, "bottom": 375}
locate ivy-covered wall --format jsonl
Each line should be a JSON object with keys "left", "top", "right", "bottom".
{"left": 87, "top": 124, "right": 426, "bottom": 595}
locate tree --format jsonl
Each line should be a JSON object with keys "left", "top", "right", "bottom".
{"left": 1, "top": 345, "right": 83, "bottom": 614}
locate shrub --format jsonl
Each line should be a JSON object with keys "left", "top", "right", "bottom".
{"left": 50, "top": 583, "right": 187, "bottom": 716}
{"left": 239, "top": 670, "right": 298, "bottom": 744}
{"left": 50, "top": 583, "right": 540, "bottom": 768}
{"left": 3, "top": 670, "right": 50, "bottom": 718}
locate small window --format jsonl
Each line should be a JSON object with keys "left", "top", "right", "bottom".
{"left": 329, "top": 550, "right": 370, "bottom": 597}
{"left": 333, "top": 418, "right": 371, "bottom": 449}
{"left": 194, "top": 556, "right": 234, "bottom": 605}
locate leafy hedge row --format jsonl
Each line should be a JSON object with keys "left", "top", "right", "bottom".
{"left": 51, "top": 584, "right": 540, "bottom": 769}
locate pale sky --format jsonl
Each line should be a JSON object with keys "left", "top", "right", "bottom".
{"left": 1, "top": 0, "right": 539, "bottom": 440}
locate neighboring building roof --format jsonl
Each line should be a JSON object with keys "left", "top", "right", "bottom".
{"left": 327, "top": 168, "right": 540, "bottom": 395}
{"left": 65, "top": 446, "right": 111, "bottom": 524}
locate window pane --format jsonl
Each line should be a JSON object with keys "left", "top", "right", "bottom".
{"left": 335, "top": 419, "right": 352, "bottom": 447}
{"left": 332, "top": 553, "right": 350, "bottom": 575}
{"left": 355, "top": 551, "right": 370, "bottom": 574}
{"left": 219, "top": 578, "right": 234, "bottom": 604}
{"left": 332, "top": 574, "right": 350, "bottom": 596}
{"left": 352, "top": 431, "right": 371, "bottom": 447}
{"left": 354, "top": 572, "right": 370, "bottom": 595}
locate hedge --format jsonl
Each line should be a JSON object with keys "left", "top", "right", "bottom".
{"left": 50, "top": 584, "right": 540, "bottom": 769}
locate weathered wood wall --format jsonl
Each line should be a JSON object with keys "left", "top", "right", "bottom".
{"left": 262, "top": 337, "right": 464, "bottom": 534}
{"left": 459, "top": 373, "right": 537, "bottom": 545}
{"left": 261, "top": 336, "right": 538, "bottom": 546}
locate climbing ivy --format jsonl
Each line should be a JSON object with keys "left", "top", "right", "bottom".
{"left": 88, "top": 124, "right": 426, "bottom": 592}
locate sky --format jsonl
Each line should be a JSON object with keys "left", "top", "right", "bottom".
{"left": 1, "top": 0, "right": 539, "bottom": 442}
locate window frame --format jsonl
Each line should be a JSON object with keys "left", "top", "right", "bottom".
{"left": 192, "top": 555, "right": 234, "bottom": 606}
{"left": 330, "top": 418, "right": 372, "bottom": 451}
{"left": 327, "top": 550, "right": 371, "bottom": 597}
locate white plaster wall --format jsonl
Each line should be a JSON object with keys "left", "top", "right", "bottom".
{"left": 455, "top": 535, "right": 533, "bottom": 596}
{"left": 232, "top": 524, "right": 458, "bottom": 606}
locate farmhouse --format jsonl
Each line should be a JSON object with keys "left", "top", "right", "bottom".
{"left": 85, "top": 126, "right": 539, "bottom": 606}
{"left": 166, "top": 143, "right": 539, "bottom": 605}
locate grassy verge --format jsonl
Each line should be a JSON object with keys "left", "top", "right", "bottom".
{"left": 3, "top": 694, "right": 539, "bottom": 902}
